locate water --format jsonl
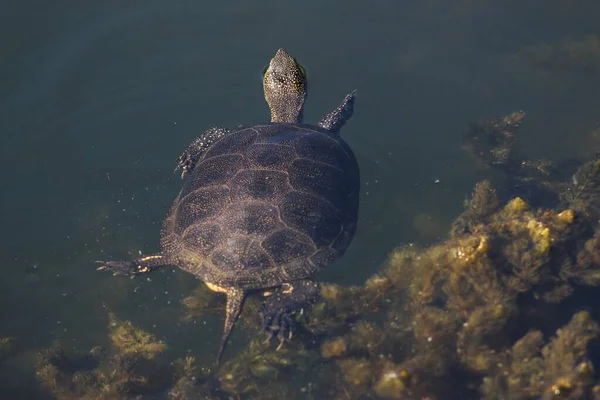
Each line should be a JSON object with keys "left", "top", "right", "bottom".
{"left": 1, "top": 0, "right": 600, "bottom": 398}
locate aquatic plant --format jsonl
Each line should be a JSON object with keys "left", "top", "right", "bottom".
{"left": 561, "top": 157, "right": 600, "bottom": 221}
{"left": 216, "top": 338, "right": 318, "bottom": 398}
{"left": 107, "top": 312, "right": 167, "bottom": 359}
{"left": 451, "top": 179, "right": 499, "bottom": 238}
{"left": 181, "top": 283, "right": 223, "bottom": 322}
{"left": 462, "top": 110, "right": 525, "bottom": 173}
{"left": 513, "top": 35, "right": 600, "bottom": 76}
{"left": 480, "top": 311, "right": 600, "bottom": 399}
{"left": 0, "top": 337, "right": 18, "bottom": 363}
{"left": 35, "top": 312, "right": 173, "bottom": 399}
{"left": 168, "top": 356, "right": 217, "bottom": 400}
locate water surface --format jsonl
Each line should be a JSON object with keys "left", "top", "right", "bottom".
{"left": 1, "top": 1, "right": 600, "bottom": 397}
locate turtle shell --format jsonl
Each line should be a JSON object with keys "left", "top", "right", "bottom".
{"left": 161, "top": 123, "right": 360, "bottom": 291}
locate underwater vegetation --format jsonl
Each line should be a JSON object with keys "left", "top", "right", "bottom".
{"left": 36, "top": 312, "right": 175, "bottom": 399}
{"left": 22, "top": 110, "right": 600, "bottom": 399}
{"left": 512, "top": 35, "right": 600, "bottom": 77}
{"left": 499, "top": 33, "right": 600, "bottom": 95}
{"left": 0, "top": 337, "right": 18, "bottom": 364}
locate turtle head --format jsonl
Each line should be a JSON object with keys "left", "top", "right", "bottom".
{"left": 263, "top": 48, "right": 307, "bottom": 124}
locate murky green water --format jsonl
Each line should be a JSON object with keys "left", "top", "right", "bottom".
{"left": 1, "top": 1, "right": 600, "bottom": 398}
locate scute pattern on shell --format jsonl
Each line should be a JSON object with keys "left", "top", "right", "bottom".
{"left": 161, "top": 123, "right": 359, "bottom": 290}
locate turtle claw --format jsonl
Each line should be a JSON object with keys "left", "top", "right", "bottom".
{"left": 260, "top": 309, "right": 295, "bottom": 351}
{"left": 96, "top": 253, "right": 167, "bottom": 278}
{"left": 175, "top": 152, "right": 194, "bottom": 179}
{"left": 262, "top": 332, "right": 273, "bottom": 345}
{"left": 274, "top": 321, "right": 293, "bottom": 351}
{"left": 276, "top": 336, "right": 285, "bottom": 351}
{"left": 258, "top": 281, "right": 319, "bottom": 351}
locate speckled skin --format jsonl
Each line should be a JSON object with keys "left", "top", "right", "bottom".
{"left": 98, "top": 49, "right": 360, "bottom": 362}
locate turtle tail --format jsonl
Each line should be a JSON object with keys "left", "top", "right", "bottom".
{"left": 216, "top": 288, "right": 245, "bottom": 363}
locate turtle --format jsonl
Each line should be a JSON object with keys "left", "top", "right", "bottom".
{"left": 97, "top": 48, "right": 360, "bottom": 362}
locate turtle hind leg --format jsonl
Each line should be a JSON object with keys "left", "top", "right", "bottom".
{"left": 259, "top": 280, "right": 320, "bottom": 349}
{"left": 175, "top": 127, "right": 230, "bottom": 178}
{"left": 96, "top": 253, "right": 169, "bottom": 277}
{"left": 317, "top": 90, "right": 357, "bottom": 134}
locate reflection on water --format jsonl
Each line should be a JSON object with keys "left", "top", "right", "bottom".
{"left": 1, "top": 0, "right": 600, "bottom": 398}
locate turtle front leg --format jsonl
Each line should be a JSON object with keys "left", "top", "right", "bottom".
{"left": 96, "top": 253, "right": 170, "bottom": 277}
{"left": 317, "top": 90, "right": 357, "bottom": 134}
{"left": 259, "top": 280, "right": 320, "bottom": 349}
{"left": 175, "top": 127, "right": 230, "bottom": 178}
